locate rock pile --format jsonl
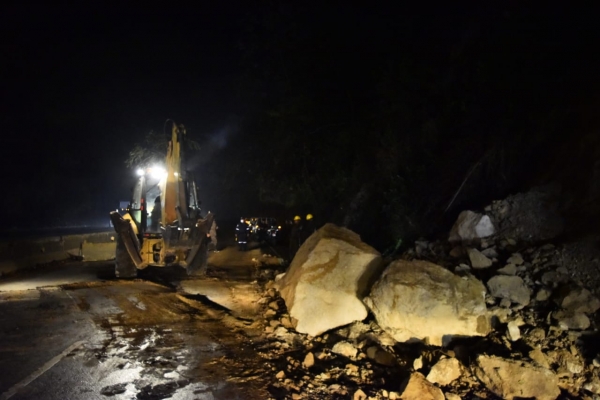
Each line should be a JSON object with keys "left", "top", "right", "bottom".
{"left": 248, "top": 196, "right": 599, "bottom": 399}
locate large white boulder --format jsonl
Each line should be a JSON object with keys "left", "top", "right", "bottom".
{"left": 364, "top": 260, "right": 490, "bottom": 346}
{"left": 449, "top": 210, "right": 495, "bottom": 243}
{"left": 274, "top": 223, "right": 383, "bottom": 336}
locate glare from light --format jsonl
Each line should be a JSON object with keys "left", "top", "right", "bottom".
{"left": 149, "top": 166, "right": 166, "bottom": 179}
{"left": 136, "top": 168, "right": 145, "bottom": 176}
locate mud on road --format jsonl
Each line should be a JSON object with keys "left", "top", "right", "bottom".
{"left": 0, "top": 258, "right": 280, "bottom": 400}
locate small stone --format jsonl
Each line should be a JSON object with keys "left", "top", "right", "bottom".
{"left": 400, "top": 372, "right": 444, "bottom": 400}
{"left": 547, "top": 349, "right": 584, "bottom": 375}
{"left": 268, "top": 301, "right": 279, "bottom": 310}
{"left": 426, "top": 357, "right": 462, "bottom": 385}
{"left": 276, "top": 370, "right": 285, "bottom": 379}
{"left": 499, "top": 298, "right": 512, "bottom": 308}
{"left": 497, "top": 263, "right": 517, "bottom": 275}
{"left": 507, "top": 253, "right": 524, "bottom": 265}
{"left": 345, "top": 364, "right": 359, "bottom": 374}
{"left": 487, "top": 275, "right": 531, "bottom": 305}
{"left": 467, "top": 248, "right": 493, "bottom": 269}
{"left": 454, "top": 264, "right": 471, "bottom": 273}
{"left": 269, "top": 320, "right": 281, "bottom": 328}
{"left": 280, "top": 316, "right": 294, "bottom": 329}
{"left": 444, "top": 394, "right": 461, "bottom": 400}
{"left": 388, "top": 392, "right": 399, "bottom": 400}
{"left": 332, "top": 341, "right": 358, "bottom": 359}
{"left": 481, "top": 247, "right": 499, "bottom": 258}
{"left": 449, "top": 246, "right": 464, "bottom": 258}
{"left": 381, "top": 389, "right": 389, "bottom": 398}
{"left": 353, "top": 388, "right": 367, "bottom": 400}
{"left": 265, "top": 309, "right": 277, "bottom": 318}
{"left": 535, "top": 288, "right": 552, "bottom": 301}
{"left": 593, "top": 357, "right": 600, "bottom": 367}
{"left": 302, "top": 352, "right": 315, "bottom": 368}
{"left": 366, "top": 346, "right": 396, "bottom": 366}
{"left": 527, "top": 327, "right": 546, "bottom": 342}
{"left": 291, "top": 394, "right": 302, "bottom": 400}
{"left": 529, "top": 347, "right": 550, "bottom": 369}
{"left": 506, "top": 320, "right": 521, "bottom": 341}
{"left": 413, "top": 355, "right": 423, "bottom": 370}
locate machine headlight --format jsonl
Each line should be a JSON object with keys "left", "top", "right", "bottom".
{"left": 149, "top": 166, "right": 166, "bottom": 179}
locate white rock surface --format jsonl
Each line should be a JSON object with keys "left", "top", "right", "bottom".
{"left": 473, "top": 355, "right": 559, "bottom": 400}
{"left": 449, "top": 210, "right": 495, "bottom": 243}
{"left": 364, "top": 260, "right": 490, "bottom": 346}
{"left": 426, "top": 357, "right": 462, "bottom": 386}
{"left": 275, "top": 223, "right": 383, "bottom": 336}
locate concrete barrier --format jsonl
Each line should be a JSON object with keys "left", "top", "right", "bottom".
{"left": 0, "top": 231, "right": 116, "bottom": 276}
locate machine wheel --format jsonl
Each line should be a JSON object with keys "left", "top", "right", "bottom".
{"left": 115, "top": 234, "right": 137, "bottom": 278}
{"left": 186, "top": 239, "right": 209, "bottom": 276}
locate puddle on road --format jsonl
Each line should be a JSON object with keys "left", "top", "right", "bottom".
{"left": 65, "top": 282, "right": 271, "bottom": 399}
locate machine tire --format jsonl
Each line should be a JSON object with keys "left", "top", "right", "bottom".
{"left": 186, "top": 239, "right": 209, "bottom": 276}
{"left": 115, "top": 234, "right": 137, "bottom": 278}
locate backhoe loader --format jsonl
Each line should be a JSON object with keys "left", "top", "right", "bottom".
{"left": 109, "top": 122, "right": 214, "bottom": 277}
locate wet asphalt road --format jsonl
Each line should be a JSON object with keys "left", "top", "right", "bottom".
{"left": 0, "top": 250, "right": 280, "bottom": 400}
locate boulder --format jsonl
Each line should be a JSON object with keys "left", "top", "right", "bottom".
{"left": 364, "top": 260, "right": 490, "bottom": 346}
{"left": 400, "top": 372, "right": 444, "bottom": 400}
{"left": 449, "top": 211, "right": 495, "bottom": 244}
{"left": 275, "top": 223, "right": 383, "bottom": 336}
{"left": 487, "top": 275, "right": 531, "bottom": 306}
{"left": 473, "top": 355, "right": 559, "bottom": 400}
{"left": 426, "top": 357, "right": 462, "bottom": 386}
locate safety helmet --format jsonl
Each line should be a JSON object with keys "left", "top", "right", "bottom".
{"left": 306, "top": 214, "right": 313, "bottom": 220}
{"left": 294, "top": 215, "right": 301, "bottom": 221}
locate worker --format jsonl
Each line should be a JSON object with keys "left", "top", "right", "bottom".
{"left": 302, "top": 213, "right": 316, "bottom": 243}
{"left": 236, "top": 217, "right": 249, "bottom": 251}
{"left": 207, "top": 216, "right": 218, "bottom": 252}
{"left": 289, "top": 215, "right": 303, "bottom": 258}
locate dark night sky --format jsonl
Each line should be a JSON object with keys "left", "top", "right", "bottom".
{"left": 1, "top": 2, "right": 250, "bottom": 226}
{"left": 1, "top": 3, "right": 599, "bottom": 229}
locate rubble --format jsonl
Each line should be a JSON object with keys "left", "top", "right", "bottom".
{"left": 251, "top": 188, "right": 600, "bottom": 399}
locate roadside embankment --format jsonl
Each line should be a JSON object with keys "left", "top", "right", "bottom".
{"left": 0, "top": 231, "right": 116, "bottom": 276}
